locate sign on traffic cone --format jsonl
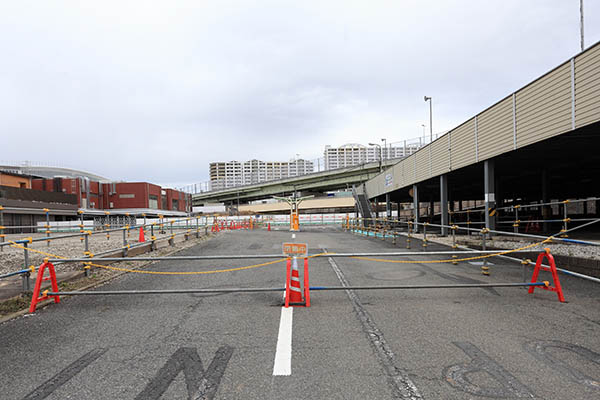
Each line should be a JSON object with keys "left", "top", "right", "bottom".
{"left": 138, "top": 227, "right": 145, "bottom": 242}
{"left": 288, "top": 257, "right": 303, "bottom": 304}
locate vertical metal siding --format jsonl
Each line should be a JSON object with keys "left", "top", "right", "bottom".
{"left": 415, "top": 149, "right": 429, "bottom": 182}
{"left": 575, "top": 43, "right": 600, "bottom": 128}
{"left": 449, "top": 119, "right": 476, "bottom": 170}
{"left": 515, "top": 63, "right": 572, "bottom": 148}
{"left": 430, "top": 135, "right": 450, "bottom": 176}
{"left": 477, "top": 96, "right": 514, "bottom": 161}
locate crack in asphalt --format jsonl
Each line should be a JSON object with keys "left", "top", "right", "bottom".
{"left": 322, "top": 247, "right": 423, "bottom": 400}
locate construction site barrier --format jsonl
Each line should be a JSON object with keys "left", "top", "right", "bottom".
{"left": 1, "top": 213, "right": 254, "bottom": 282}
{"left": 284, "top": 257, "right": 310, "bottom": 307}
{"left": 348, "top": 217, "right": 600, "bottom": 285}
{"left": 529, "top": 249, "right": 565, "bottom": 302}
{"left": 3, "top": 212, "right": 575, "bottom": 310}
{"left": 29, "top": 261, "right": 60, "bottom": 312}
{"left": 348, "top": 216, "right": 600, "bottom": 247}
{"left": 27, "top": 244, "right": 566, "bottom": 312}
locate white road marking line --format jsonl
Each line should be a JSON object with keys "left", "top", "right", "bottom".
{"left": 292, "top": 233, "right": 296, "bottom": 239}
{"left": 273, "top": 307, "right": 293, "bottom": 376}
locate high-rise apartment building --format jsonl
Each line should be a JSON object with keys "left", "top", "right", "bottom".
{"left": 209, "top": 159, "right": 314, "bottom": 190}
{"left": 323, "top": 143, "right": 420, "bottom": 170}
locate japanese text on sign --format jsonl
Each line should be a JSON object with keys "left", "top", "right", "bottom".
{"left": 282, "top": 243, "right": 308, "bottom": 257}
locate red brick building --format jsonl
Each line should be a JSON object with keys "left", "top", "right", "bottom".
{"left": 31, "top": 178, "right": 190, "bottom": 213}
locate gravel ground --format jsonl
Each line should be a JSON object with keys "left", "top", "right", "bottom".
{"left": 407, "top": 231, "right": 600, "bottom": 260}
{"left": 0, "top": 229, "right": 201, "bottom": 276}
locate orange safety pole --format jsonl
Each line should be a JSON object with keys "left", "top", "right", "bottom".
{"left": 284, "top": 258, "right": 291, "bottom": 308}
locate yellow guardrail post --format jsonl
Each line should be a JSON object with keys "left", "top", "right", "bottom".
{"left": 44, "top": 208, "right": 51, "bottom": 246}
{"left": 0, "top": 205, "right": 5, "bottom": 253}
{"left": 513, "top": 205, "right": 520, "bottom": 234}
{"left": 122, "top": 227, "right": 128, "bottom": 257}
{"left": 422, "top": 222, "right": 428, "bottom": 248}
{"left": 561, "top": 200, "right": 570, "bottom": 237}
{"left": 22, "top": 239, "right": 31, "bottom": 292}
{"left": 83, "top": 251, "right": 93, "bottom": 277}
{"left": 481, "top": 227, "right": 490, "bottom": 275}
{"left": 78, "top": 209, "right": 85, "bottom": 244}
{"left": 451, "top": 225, "right": 458, "bottom": 265}
{"left": 104, "top": 211, "right": 111, "bottom": 240}
{"left": 125, "top": 213, "right": 131, "bottom": 238}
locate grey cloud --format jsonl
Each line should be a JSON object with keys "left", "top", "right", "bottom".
{"left": 1, "top": 1, "right": 599, "bottom": 186}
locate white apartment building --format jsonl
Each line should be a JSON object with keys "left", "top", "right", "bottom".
{"left": 209, "top": 159, "right": 314, "bottom": 190}
{"left": 323, "top": 143, "right": 420, "bottom": 170}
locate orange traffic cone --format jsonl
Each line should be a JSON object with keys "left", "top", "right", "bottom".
{"left": 138, "top": 227, "right": 145, "bottom": 242}
{"left": 268, "top": 223, "right": 271, "bottom": 231}
{"left": 289, "top": 257, "right": 303, "bottom": 304}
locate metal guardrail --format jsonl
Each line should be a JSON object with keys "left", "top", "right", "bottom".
{"left": 49, "top": 282, "right": 546, "bottom": 297}
{"left": 0, "top": 219, "right": 230, "bottom": 292}
{"left": 46, "top": 250, "right": 549, "bottom": 264}
{"left": 346, "top": 215, "right": 600, "bottom": 284}
{"left": 349, "top": 216, "right": 600, "bottom": 246}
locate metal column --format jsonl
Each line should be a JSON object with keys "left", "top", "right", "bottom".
{"left": 484, "top": 160, "right": 496, "bottom": 231}
{"left": 385, "top": 193, "right": 392, "bottom": 219}
{"left": 440, "top": 174, "right": 449, "bottom": 236}
{"left": 412, "top": 184, "right": 420, "bottom": 233}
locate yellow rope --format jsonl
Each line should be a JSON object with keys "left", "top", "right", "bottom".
{"left": 8, "top": 241, "right": 65, "bottom": 259}
{"left": 7, "top": 240, "right": 286, "bottom": 275}
{"left": 82, "top": 258, "right": 286, "bottom": 275}
{"left": 7, "top": 234, "right": 553, "bottom": 275}
{"left": 350, "top": 239, "right": 548, "bottom": 264}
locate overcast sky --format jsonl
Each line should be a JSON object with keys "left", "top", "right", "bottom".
{"left": 1, "top": 1, "right": 599, "bottom": 188}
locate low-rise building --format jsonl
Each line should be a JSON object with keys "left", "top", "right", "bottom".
{"left": 0, "top": 171, "right": 31, "bottom": 189}
{"left": 32, "top": 178, "right": 191, "bottom": 213}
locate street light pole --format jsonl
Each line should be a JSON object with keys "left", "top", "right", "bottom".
{"left": 381, "top": 138, "right": 387, "bottom": 160}
{"left": 581, "top": 0, "right": 585, "bottom": 52}
{"left": 369, "top": 143, "right": 382, "bottom": 172}
{"left": 424, "top": 96, "right": 432, "bottom": 143}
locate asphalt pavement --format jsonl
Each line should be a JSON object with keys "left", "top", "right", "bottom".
{"left": 1, "top": 227, "right": 599, "bottom": 399}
